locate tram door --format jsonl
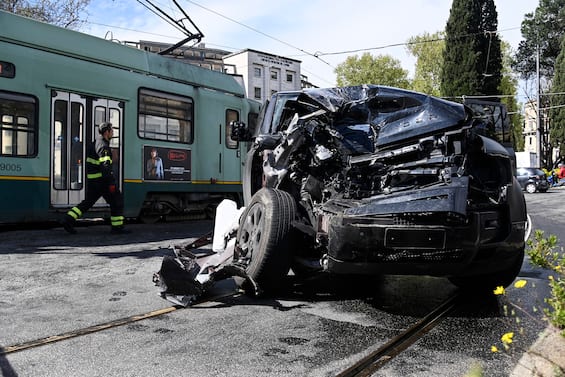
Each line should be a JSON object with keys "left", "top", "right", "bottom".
{"left": 92, "top": 98, "right": 123, "bottom": 196}
{"left": 50, "top": 91, "right": 123, "bottom": 209}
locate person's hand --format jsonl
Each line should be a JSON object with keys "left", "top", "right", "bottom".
{"left": 108, "top": 184, "right": 116, "bottom": 193}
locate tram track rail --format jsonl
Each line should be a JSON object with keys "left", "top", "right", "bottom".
{"left": 336, "top": 292, "right": 462, "bottom": 377}
{"left": 2, "top": 286, "right": 461, "bottom": 376}
{"left": 0, "top": 290, "right": 242, "bottom": 356}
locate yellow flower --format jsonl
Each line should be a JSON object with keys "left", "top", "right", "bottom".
{"left": 556, "top": 265, "right": 562, "bottom": 271}
{"left": 514, "top": 280, "right": 527, "bottom": 288}
{"left": 493, "top": 286, "right": 505, "bottom": 295}
{"left": 491, "top": 345, "right": 499, "bottom": 353}
{"left": 501, "top": 332, "right": 514, "bottom": 344}
{"left": 549, "top": 275, "right": 554, "bottom": 281}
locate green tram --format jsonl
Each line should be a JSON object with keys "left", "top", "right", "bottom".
{"left": 0, "top": 10, "right": 260, "bottom": 223}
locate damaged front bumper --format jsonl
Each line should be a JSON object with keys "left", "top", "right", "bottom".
{"left": 323, "top": 179, "right": 526, "bottom": 278}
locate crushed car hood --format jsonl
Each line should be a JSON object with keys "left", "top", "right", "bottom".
{"left": 295, "top": 85, "right": 469, "bottom": 147}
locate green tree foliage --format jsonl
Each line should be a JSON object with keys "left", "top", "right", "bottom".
{"left": 335, "top": 53, "right": 411, "bottom": 89}
{"left": 441, "top": 0, "right": 502, "bottom": 97}
{"left": 513, "top": 0, "right": 565, "bottom": 80}
{"left": 549, "top": 36, "right": 565, "bottom": 159}
{"left": 499, "top": 41, "right": 524, "bottom": 151}
{"left": 406, "top": 32, "right": 445, "bottom": 97}
{"left": 1, "top": 0, "right": 90, "bottom": 29}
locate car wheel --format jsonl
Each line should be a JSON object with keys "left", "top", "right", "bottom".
{"left": 235, "top": 188, "right": 296, "bottom": 292}
{"left": 448, "top": 247, "right": 524, "bottom": 291}
{"left": 525, "top": 183, "right": 537, "bottom": 194}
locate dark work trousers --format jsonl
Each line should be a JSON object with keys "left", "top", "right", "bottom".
{"left": 67, "top": 179, "right": 124, "bottom": 229}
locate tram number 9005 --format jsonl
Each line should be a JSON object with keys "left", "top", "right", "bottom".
{"left": 0, "top": 163, "right": 23, "bottom": 172}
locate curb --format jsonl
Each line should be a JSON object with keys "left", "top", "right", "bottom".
{"left": 510, "top": 326, "right": 565, "bottom": 376}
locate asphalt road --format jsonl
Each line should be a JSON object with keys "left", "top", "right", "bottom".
{"left": 1, "top": 188, "right": 564, "bottom": 377}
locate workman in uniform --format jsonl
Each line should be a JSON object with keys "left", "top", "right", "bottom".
{"left": 61, "top": 122, "right": 129, "bottom": 234}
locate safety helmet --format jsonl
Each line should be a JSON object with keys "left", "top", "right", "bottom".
{"left": 98, "top": 122, "right": 113, "bottom": 134}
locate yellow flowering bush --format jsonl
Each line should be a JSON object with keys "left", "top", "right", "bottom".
{"left": 526, "top": 230, "right": 565, "bottom": 336}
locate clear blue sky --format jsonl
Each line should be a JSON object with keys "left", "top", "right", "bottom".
{"left": 84, "top": 0, "right": 539, "bottom": 94}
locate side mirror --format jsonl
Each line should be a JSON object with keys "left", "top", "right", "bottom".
{"left": 230, "top": 121, "right": 252, "bottom": 142}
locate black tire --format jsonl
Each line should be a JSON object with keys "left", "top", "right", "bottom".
{"left": 235, "top": 188, "right": 296, "bottom": 292}
{"left": 449, "top": 247, "right": 525, "bottom": 291}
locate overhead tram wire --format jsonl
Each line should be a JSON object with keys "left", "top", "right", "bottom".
{"left": 89, "top": 20, "right": 241, "bottom": 53}
{"left": 313, "top": 27, "right": 520, "bottom": 57}
{"left": 136, "top": 0, "right": 204, "bottom": 54}
{"left": 135, "top": 0, "right": 187, "bottom": 36}
{"left": 183, "top": 0, "right": 334, "bottom": 69}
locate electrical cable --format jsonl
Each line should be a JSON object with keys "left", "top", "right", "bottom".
{"left": 183, "top": 0, "right": 334, "bottom": 68}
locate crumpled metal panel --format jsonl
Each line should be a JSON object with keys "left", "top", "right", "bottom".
{"left": 296, "top": 85, "right": 468, "bottom": 147}
{"left": 342, "top": 177, "right": 469, "bottom": 217}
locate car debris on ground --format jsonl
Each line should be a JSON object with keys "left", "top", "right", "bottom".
{"left": 153, "top": 200, "right": 257, "bottom": 306}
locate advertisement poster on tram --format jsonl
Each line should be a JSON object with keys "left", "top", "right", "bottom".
{"left": 143, "top": 146, "right": 191, "bottom": 181}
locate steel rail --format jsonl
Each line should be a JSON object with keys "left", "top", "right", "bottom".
{"left": 0, "top": 290, "right": 241, "bottom": 355}
{"left": 336, "top": 293, "right": 461, "bottom": 377}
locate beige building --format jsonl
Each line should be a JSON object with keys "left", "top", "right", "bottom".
{"left": 127, "top": 42, "right": 310, "bottom": 101}
{"left": 523, "top": 100, "right": 539, "bottom": 155}
{"left": 523, "top": 100, "right": 561, "bottom": 166}
{"left": 223, "top": 49, "right": 302, "bottom": 102}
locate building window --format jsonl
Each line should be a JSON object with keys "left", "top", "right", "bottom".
{"left": 253, "top": 67, "right": 261, "bottom": 78}
{"left": 286, "top": 73, "right": 294, "bottom": 82}
{"left": 254, "top": 87, "right": 262, "bottom": 100}
{"left": 271, "top": 70, "right": 278, "bottom": 80}
{"left": 0, "top": 91, "right": 37, "bottom": 157}
{"left": 138, "top": 88, "right": 193, "bottom": 143}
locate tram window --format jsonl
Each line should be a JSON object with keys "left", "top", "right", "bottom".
{"left": 109, "top": 108, "right": 120, "bottom": 148}
{"left": 94, "top": 107, "right": 106, "bottom": 130}
{"left": 225, "top": 109, "right": 239, "bottom": 149}
{"left": 138, "top": 88, "right": 193, "bottom": 143}
{"left": 53, "top": 100, "right": 68, "bottom": 189}
{"left": 0, "top": 91, "right": 37, "bottom": 157}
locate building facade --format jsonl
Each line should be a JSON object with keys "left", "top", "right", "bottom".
{"left": 523, "top": 100, "right": 539, "bottom": 155}
{"left": 223, "top": 49, "right": 302, "bottom": 102}
{"left": 128, "top": 42, "right": 309, "bottom": 101}
{"left": 523, "top": 100, "right": 561, "bottom": 167}
{"left": 128, "top": 41, "right": 233, "bottom": 72}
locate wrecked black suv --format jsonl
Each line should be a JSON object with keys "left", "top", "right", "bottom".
{"left": 230, "top": 85, "right": 527, "bottom": 292}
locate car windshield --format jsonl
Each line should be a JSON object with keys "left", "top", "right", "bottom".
{"left": 519, "top": 168, "right": 544, "bottom": 176}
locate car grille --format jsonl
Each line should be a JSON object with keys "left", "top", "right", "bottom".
{"left": 368, "top": 248, "right": 466, "bottom": 263}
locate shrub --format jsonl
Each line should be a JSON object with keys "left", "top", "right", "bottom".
{"left": 527, "top": 229, "right": 565, "bottom": 336}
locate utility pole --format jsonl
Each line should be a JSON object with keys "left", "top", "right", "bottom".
{"left": 536, "top": 44, "right": 542, "bottom": 167}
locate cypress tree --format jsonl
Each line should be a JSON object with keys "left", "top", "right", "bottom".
{"left": 441, "top": 0, "right": 502, "bottom": 97}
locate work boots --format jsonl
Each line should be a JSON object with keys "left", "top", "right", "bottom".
{"left": 60, "top": 215, "right": 77, "bottom": 234}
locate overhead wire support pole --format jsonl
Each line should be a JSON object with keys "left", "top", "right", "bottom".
{"left": 536, "top": 44, "right": 542, "bottom": 167}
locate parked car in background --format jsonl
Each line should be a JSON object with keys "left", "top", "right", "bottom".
{"left": 516, "top": 167, "right": 550, "bottom": 193}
